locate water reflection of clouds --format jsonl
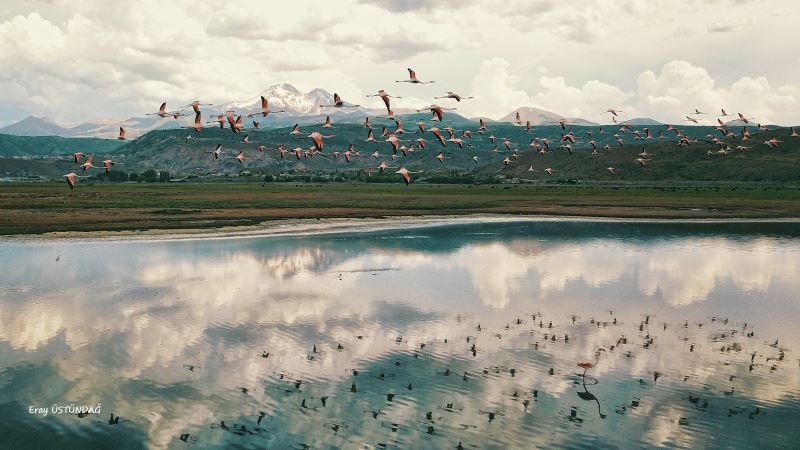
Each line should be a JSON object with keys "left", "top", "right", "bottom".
{"left": 1, "top": 231, "right": 799, "bottom": 448}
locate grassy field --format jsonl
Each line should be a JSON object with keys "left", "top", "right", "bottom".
{"left": 1, "top": 182, "right": 800, "bottom": 235}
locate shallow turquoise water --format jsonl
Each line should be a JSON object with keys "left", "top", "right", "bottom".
{"left": 1, "top": 219, "right": 799, "bottom": 449}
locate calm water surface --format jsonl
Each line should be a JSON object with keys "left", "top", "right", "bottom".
{"left": 1, "top": 219, "right": 799, "bottom": 449}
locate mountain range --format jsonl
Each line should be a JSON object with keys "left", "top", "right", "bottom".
{"left": 0, "top": 83, "right": 668, "bottom": 139}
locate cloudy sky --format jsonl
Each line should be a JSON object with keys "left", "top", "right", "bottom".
{"left": 0, "top": 0, "right": 798, "bottom": 127}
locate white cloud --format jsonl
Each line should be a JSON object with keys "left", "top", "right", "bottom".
{"left": 0, "top": 0, "right": 798, "bottom": 125}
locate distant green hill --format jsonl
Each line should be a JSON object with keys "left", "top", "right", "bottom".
{"left": 0, "top": 133, "right": 126, "bottom": 157}
{"left": 2, "top": 116, "right": 798, "bottom": 185}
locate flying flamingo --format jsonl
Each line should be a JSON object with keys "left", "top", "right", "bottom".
{"left": 248, "top": 96, "right": 285, "bottom": 117}
{"left": 184, "top": 100, "right": 212, "bottom": 113}
{"left": 72, "top": 152, "right": 85, "bottom": 163}
{"left": 429, "top": 128, "right": 446, "bottom": 147}
{"left": 418, "top": 104, "right": 455, "bottom": 121}
{"left": 290, "top": 124, "right": 301, "bottom": 135}
{"left": 434, "top": 92, "right": 473, "bottom": 102}
{"left": 80, "top": 158, "right": 98, "bottom": 173}
{"left": 191, "top": 111, "right": 202, "bottom": 133}
{"left": 102, "top": 159, "right": 122, "bottom": 173}
{"left": 146, "top": 102, "right": 170, "bottom": 118}
{"left": 737, "top": 112, "right": 755, "bottom": 124}
{"left": 320, "top": 93, "right": 360, "bottom": 108}
{"left": 323, "top": 115, "right": 334, "bottom": 128}
{"left": 685, "top": 116, "right": 699, "bottom": 124}
{"left": 309, "top": 131, "right": 335, "bottom": 151}
{"left": 118, "top": 127, "right": 126, "bottom": 140}
{"left": 63, "top": 172, "right": 89, "bottom": 190}
{"left": 365, "top": 129, "right": 376, "bottom": 141}
{"left": 396, "top": 68, "right": 434, "bottom": 84}
{"left": 395, "top": 167, "right": 422, "bottom": 185}
{"left": 235, "top": 151, "right": 245, "bottom": 164}
{"left": 366, "top": 90, "right": 401, "bottom": 115}
{"left": 208, "top": 144, "right": 223, "bottom": 160}
{"left": 604, "top": 108, "right": 622, "bottom": 116}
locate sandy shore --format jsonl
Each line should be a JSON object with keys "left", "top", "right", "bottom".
{"left": 4, "top": 214, "right": 800, "bottom": 243}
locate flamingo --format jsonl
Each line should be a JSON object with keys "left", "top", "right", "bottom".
{"left": 604, "top": 108, "right": 622, "bottom": 116}
{"left": 434, "top": 92, "right": 473, "bottom": 102}
{"left": 118, "top": 127, "right": 126, "bottom": 140}
{"left": 396, "top": 68, "right": 434, "bottom": 84}
{"left": 190, "top": 111, "right": 202, "bottom": 133}
{"left": 63, "top": 172, "right": 89, "bottom": 190}
{"left": 248, "top": 96, "right": 285, "bottom": 117}
{"left": 377, "top": 161, "right": 395, "bottom": 173}
{"left": 737, "top": 112, "right": 755, "bottom": 124}
{"left": 435, "top": 152, "right": 450, "bottom": 163}
{"left": 685, "top": 116, "right": 699, "bottom": 124}
{"left": 146, "top": 102, "right": 170, "bottom": 118}
{"left": 790, "top": 128, "right": 799, "bottom": 138}
{"left": 207, "top": 114, "right": 225, "bottom": 129}
{"left": 365, "top": 129, "right": 376, "bottom": 142}
{"left": 102, "top": 159, "right": 122, "bottom": 173}
{"left": 719, "top": 108, "right": 730, "bottom": 117}
{"left": 544, "top": 168, "right": 555, "bottom": 176}
{"left": 323, "top": 115, "right": 334, "bottom": 128}
{"left": 290, "top": 124, "right": 301, "bottom": 135}
{"left": 309, "top": 132, "right": 335, "bottom": 151}
{"left": 527, "top": 164, "right": 535, "bottom": 172}
{"left": 208, "top": 144, "right": 223, "bottom": 160}
{"left": 418, "top": 104, "right": 456, "bottom": 121}
{"left": 514, "top": 111, "right": 523, "bottom": 125}
{"left": 184, "top": 100, "right": 212, "bottom": 113}
{"left": 765, "top": 137, "right": 783, "bottom": 148}
{"left": 80, "top": 158, "right": 98, "bottom": 172}
{"left": 429, "top": 128, "right": 446, "bottom": 147}
{"left": 577, "top": 349, "right": 605, "bottom": 376}
{"left": 72, "top": 152, "right": 85, "bottom": 164}
{"left": 635, "top": 158, "right": 648, "bottom": 167}
{"left": 365, "top": 117, "right": 372, "bottom": 128}
{"left": 366, "top": 90, "right": 401, "bottom": 115}
{"left": 395, "top": 167, "right": 422, "bottom": 185}
{"left": 241, "top": 134, "right": 251, "bottom": 144}
{"left": 235, "top": 151, "right": 245, "bottom": 164}
{"left": 691, "top": 109, "right": 706, "bottom": 115}
{"left": 385, "top": 134, "right": 404, "bottom": 152}
{"left": 320, "top": 93, "right": 359, "bottom": 108}
{"left": 252, "top": 121, "right": 260, "bottom": 129}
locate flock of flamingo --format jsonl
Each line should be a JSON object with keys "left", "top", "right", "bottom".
{"left": 62, "top": 67, "right": 798, "bottom": 189}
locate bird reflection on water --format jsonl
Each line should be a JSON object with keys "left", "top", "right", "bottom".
{"left": 0, "top": 220, "right": 799, "bottom": 448}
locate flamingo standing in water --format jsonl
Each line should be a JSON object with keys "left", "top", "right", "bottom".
{"left": 396, "top": 68, "right": 434, "bottom": 84}
{"left": 577, "top": 348, "right": 606, "bottom": 376}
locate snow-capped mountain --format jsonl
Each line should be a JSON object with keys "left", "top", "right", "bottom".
{"left": 221, "top": 83, "right": 366, "bottom": 117}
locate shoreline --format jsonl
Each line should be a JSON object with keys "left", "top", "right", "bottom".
{"left": 4, "top": 213, "right": 800, "bottom": 243}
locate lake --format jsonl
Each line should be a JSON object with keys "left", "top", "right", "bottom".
{"left": 1, "top": 218, "right": 799, "bottom": 449}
